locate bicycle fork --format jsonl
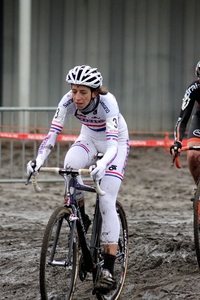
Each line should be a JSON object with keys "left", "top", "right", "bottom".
{"left": 48, "top": 212, "right": 76, "bottom": 268}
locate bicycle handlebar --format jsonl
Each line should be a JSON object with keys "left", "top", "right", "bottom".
{"left": 30, "top": 167, "right": 106, "bottom": 196}
{"left": 173, "top": 145, "right": 200, "bottom": 169}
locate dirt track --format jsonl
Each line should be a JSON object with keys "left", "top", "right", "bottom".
{"left": 1, "top": 147, "right": 200, "bottom": 299}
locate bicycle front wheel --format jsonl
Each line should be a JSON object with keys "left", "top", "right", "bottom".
{"left": 96, "top": 201, "right": 129, "bottom": 300}
{"left": 193, "top": 184, "right": 200, "bottom": 268}
{"left": 40, "top": 206, "right": 79, "bottom": 300}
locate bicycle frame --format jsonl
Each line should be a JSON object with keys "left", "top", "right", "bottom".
{"left": 50, "top": 171, "right": 102, "bottom": 275}
{"left": 28, "top": 166, "right": 129, "bottom": 300}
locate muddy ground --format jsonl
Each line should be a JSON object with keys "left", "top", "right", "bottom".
{"left": 1, "top": 146, "right": 200, "bottom": 299}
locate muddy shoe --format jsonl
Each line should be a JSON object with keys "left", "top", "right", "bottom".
{"left": 93, "top": 269, "right": 116, "bottom": 295}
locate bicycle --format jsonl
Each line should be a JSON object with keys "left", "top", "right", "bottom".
{"left": 26, "top": 158, "right": 129, "bottom": 300}
{"left": 173, "top": 145, "right": 200, "bottom": 269}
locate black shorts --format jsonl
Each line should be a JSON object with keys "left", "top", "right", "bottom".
{"left": 187, "top": 106, "right": 200, "bottom": 139}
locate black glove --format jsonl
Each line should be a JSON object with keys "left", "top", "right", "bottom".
{"left": 170, "top": 141, "right": 182, "bottom": 155}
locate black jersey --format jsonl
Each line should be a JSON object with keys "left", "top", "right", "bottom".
{"left": 174, "top": 80, "right": 200, "bottom": 141}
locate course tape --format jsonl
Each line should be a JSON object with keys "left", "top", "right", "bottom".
{"left": 0, "top": 132, "right": 77, "bottom": 142}
{"left": 0, "top": 132, "right": 187, "bottom": 147}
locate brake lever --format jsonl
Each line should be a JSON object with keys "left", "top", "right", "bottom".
{"left": 25, "top": 160, "right": 37, "bottom": 185}
{"left": 25, "top": 173, "right": 33, "bottom": 185}
{"left": 171, "top": 157, "right": 175, "bottom": 167}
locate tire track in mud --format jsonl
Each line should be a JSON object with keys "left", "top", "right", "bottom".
{"left": 1, "top": 147, "right": 200, "bottom": 299}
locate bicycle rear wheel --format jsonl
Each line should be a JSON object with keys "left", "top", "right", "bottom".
{"left": 193, "top": 183, "right": 200, "bottom": 268}
{"left": 95, "top": 201, "right": 129, "bottom": 300}
{"left": 40, "top": 206, "right": 79, "bottom": 300}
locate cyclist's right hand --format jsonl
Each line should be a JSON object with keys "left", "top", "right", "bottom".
{"left": 170, "top": 141, "right": 182, "bottom": 156}
{"left": 27, "top": 159, "right": 41, "bottom": 176}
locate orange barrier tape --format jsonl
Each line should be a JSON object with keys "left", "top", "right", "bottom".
{"left": 0, "top": 132, "right": 187, "bottom": 147}
{"left": 130, "top": 140, "right": 166, "bottom": 147}
{"left": 0, "top": 132, "right": 77, "bottom": 142}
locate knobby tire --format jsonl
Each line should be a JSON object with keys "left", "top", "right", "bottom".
{"left": 40, "top": 206, "right": 79, "bottom": 300}
{"left": 193, "top": 183, "right": 200, "bottom": 269}
{"left": 95, "top": 201, "right": 129, "bottom": 300}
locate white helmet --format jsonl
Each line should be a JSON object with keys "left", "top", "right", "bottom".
{"left": 195, "top": 61, "right": 200, "bottom": 78}
{"left": 66, "top": 65, "right": 103, "bottom": 88}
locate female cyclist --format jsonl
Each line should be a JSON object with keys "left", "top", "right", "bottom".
{"left": 27, "top": 65, "right": 130, "bottom": 294}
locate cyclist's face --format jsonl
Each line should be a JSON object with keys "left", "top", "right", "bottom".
{"left": 71, "top": 85, "right": 97, "bottom": 110}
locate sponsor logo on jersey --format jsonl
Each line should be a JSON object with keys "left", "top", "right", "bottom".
{"left": 100, "top": 100, "right": 110, "bottom": 113}
{"left": 63, "top": 98, "right": 73, "bottom": 108}
{"left": 181, "top": 82, "right": 199, "bottom": 110}
{"left": 193, "top": 129, "right": 200, "bottom": 137}
{"left": 181, "top": 96, "right": 191, "bottom": 110}
{"left": 184, "top": 82, "right": 198, "bottom": 98}
{"left": 38, "top": 134, "right": 51, "bottom": 154}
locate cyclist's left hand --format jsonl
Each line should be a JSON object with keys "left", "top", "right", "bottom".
{"left": 27, "top": 157, "right": 43, "bottom": 176}
{"left": 90, "top": 161, "right": 106, "bottom": 180}
{"left": 170, "top": 141, "right": 182, "bottom": 156}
